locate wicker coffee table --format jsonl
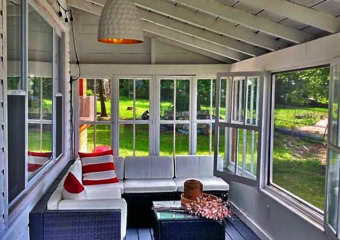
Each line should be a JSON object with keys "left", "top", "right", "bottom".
{"left": 152, "top": 201, "right": 225, "bottom": 240}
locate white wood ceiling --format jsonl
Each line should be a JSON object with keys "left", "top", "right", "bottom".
{"left": 67, "top": 0, "right": 340, "bottom": 63}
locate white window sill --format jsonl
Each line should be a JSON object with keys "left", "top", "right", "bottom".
{"left": 260, "top": 185, "right": 324, "bottom": 233}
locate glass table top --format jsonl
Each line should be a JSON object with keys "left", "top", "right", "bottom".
{"left": 153, "top": 201, "right": 201, "bottom": 221}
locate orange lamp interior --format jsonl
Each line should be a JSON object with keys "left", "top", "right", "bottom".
{"left": 98, "top": 38, "right": 143, "bottom": 44}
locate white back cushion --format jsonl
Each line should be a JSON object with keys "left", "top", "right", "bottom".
{"left": 125, "top": 156, "right": 174, "bottom": 179}
{"left": 175, "top": 155, "right": 214, "bottom": 178}
{"left": 113, "top": 157, "right": 124, "bottom": 180}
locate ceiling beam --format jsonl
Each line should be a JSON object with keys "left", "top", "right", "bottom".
{"left": 145, "top": 33, "right": 233, "bottom": 63}
{"left": 140, "top": 11, "right": 267, "bottom": 57}
{"left": 82, "top": 0, "right": 288, "bottom": 51}
{"left": 238, "top": 0, "right": 340, "bottom": 33}
{"left": 172, "top": 0, "right": 314, "bottom": 43}
{"left": 142, "top": 21, "right": 249, "bottom": 62}
{"left": 68, "top": 0, "right": 248, "bottom": 62}
{"left": 134, "top": 0, "right": 288, "bottom": 51}
{"left": 71, "top": 0, "right": 267, "bottom": 57}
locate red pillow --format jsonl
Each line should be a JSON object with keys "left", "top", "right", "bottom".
{"left": 78, "top": 150, "right": 119, "bottom": 185}
{"left": 63, "top": 171, "right": 86, "bottom": 200}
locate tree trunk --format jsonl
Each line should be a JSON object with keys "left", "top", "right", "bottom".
{"left": 98, "top": 81, "right": 108, "bottom": 117}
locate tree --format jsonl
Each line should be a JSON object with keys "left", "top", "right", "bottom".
{"left": 97, "top": 80, "right": 108, "bottom": 117}
{"left": 275, "top": 67, "right": 330, "bottom": 107}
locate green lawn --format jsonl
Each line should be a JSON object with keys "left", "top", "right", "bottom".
{"left": 275, "top": 105, "right": 328, "bottom": 129}
{"left": 272, "top": 132, "right": 326, "bottom": 209}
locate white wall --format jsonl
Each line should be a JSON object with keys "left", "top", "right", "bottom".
{"left": 228, "top": 32, "right": 340, "bottom": 240}
{"left": 72, "top": 9, "right": 223, "bottom": 65}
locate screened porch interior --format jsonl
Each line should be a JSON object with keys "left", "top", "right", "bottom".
{"left": 4, "top": 0, "right": 340, "bottom": 240}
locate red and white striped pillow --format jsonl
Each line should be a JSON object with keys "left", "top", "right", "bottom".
{"left": 28, "top": 151, "right": 52, "bottom": 173}
{"left": 63, "top": 164, "right": 87, "bottom": 200}
{"left": 78, "top": 150, "right": 119, "bottom": 185}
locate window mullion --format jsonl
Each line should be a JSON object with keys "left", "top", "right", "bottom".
{"left": 173, "top": 80, "right": 176, "bottom": 157}
{"left": 250, "top": 80, "right": 255, "bottom": 175}
{"left": 133, "top": 79, "right": 136, "bottom": 156}
{"left": 209, "top": 79, "right": 213, "bottom": 155}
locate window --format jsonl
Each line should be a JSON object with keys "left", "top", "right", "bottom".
{"left": 78, "top": 78, "right": 112, "bottom": 153}
{"left": 215, "top": 72, "right": 264, "bottom": 186}
{"left": 196, "top": 79, "right": 216, "bottom": 155}
{"left": 159, "top": 78, "right": 191, "bottom": 156}
{"left": 118, "top": 78, "right": 150, "bottom": 157}
{"left": 55, "top": 35, "right": 64, "bottom": 158}
{"left": 271, "top": 67, "right": 329, "bottom": 211}
{"left": 27, "top": 4, "right": 54, "bottom": 180}
{"left": 325, "top": 61, "right": 340, "bottom": 236}
{"left": 7, "top": 0, "right": 22, "bottom": 90}
{"left": 7, "top": 1, "right": 65, "bottom": 204}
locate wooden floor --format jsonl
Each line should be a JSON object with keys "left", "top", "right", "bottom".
{"left": 126, "top": 217, "right": 260, "bottom": 240}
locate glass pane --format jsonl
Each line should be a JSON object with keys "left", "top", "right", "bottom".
{"left": 232, "top": 79, "right": 246, "bottom": 123}
{"left": 119, "top": 124, "right": 133, "bottom": 157}
{"left": 42, "top": 124, "right": 53, "bottom": 152}
{"left": 119, "top": 79, "right": 134, "bottom": 120}
{"left": 160, "top": 80, "right": 174, "bottom": 120}
{"left": 219, "top": 79, "right": 227, "bottom": 121}
{"left": 42, "top": 78, "right": 53, "bottom": 120}
{"left": 236, "top": 129, "right": 257, "bottom": 179}
{"left": 57, "top": 36, "right": 64, "bottom": 94}
{"left": 216, "top": 127, "right": 227, "bottom": 172}
{"left": 7, "top": 0, "right": 22, "bottom": 90}
{"left": 135, "top": 125, "right": 149, "bottom": 156}
{"left": 160, "top": 124, "right": 174, "bottom": 156}
{"left": 28, "top": 77, "right": 41, "bottom": 119}
{"left": 79, "top": 79, "right": 95, "bottom": 122}
{"left": 96, "top": 79, "right": 111, "bottom": 121}
{"left": 28, "top": 4, "right": 53, "bottom": 91}
{"left": 28, "top": 124, "right": 52, "bottom": 180}
{"left": 272, "top": 68, "right": 329, "bottom": 210}
{"left": 197, "top": 123, "right": 211, "bottom": 155}
{"left": 197, "top": 80, "right": 211, "bottom": 120}
{"left": 95, "top": 125, "right": 111, "bottom": 153}
{"left": 330, "top": 64, "right": 340, "bottom": 146}
{"left": 175, "top": 124, "right": 189, "bottom": 155}
{"left": 79, "top": 124, "right": 95, "bottom": 153}
{"left": 326, "top": 150, "right": 340, "bottom": 231}
{"left": 176, "top": 80, "right": 190, "bottom": 120}
{"left": 246, "top": 77, "right": 259, "bottom": 126}
{"left": 28, "top": 123, "right": 41, "bottom": 151}
{"left": 136, "top": 79, "right": 150, "bottom": 120}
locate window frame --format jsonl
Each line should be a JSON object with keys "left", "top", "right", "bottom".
{"left": 195, "top": 78, "right": 216, "bottom": 156}
{"left": 6, "top": 0, "right": 66, "bottom": 209}
{"left": 264, "top": 66, "right": 333, "bottom": 228}
{"left": 324, "top": 59, "right": 340, "bottom": 239}
{"left": 156, "top": 76, "right": 193, "bottom": 157}
{"left": 116, "top": 75, "right": 153, "bottom": 157}
{"left": 77, "top": 78, "right": 114, "bottom": 154}
{"left": 213, "top": 71, "right": 268, "bottom": 188}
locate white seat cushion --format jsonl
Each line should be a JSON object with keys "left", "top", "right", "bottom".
{"left": 124, "top": 179, "right": 177, "bottom": 193}
{"left": 175, "top": 155, "right": 214, "bottom": 178}
{"left": 113, "top": 156, "right": 124, "bottom": 180}
{"left": 86, "top": 188, "right": 122, "bottom": 199}
{"left": 47, "top": 187, "right": 63, "bottom": 210}
{"left": 58, "top": 199, "right": 127, "bottom": 240}
{"left": 174, "top": 177, "right": 229, "bottom": 192}
{"left": 85, "top": 182, "right": 124, "bottom": 194}
{"left": 125, "top": 156, "right": 174, "bottom": 179}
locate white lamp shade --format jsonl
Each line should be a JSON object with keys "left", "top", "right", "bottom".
{"left": 98, "top": 0, "right": 144, "bottom": 44}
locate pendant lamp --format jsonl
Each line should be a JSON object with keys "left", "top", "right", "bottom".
{"left": 98, "top": 0, "right": 144, "bottom": 44}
